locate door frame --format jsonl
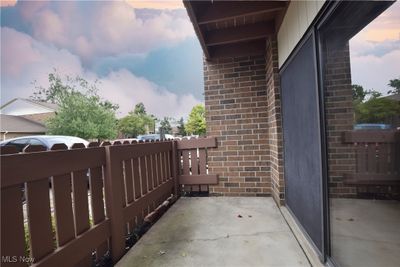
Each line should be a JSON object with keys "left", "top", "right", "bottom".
{"left": 279, "top": 28, "right": 327, "bottom": 262}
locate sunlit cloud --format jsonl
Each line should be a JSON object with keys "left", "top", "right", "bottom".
{"left": 0, "top": 0, "right": 184, "bottom": 9}
{"left": 0, "top": 0, "right": 16, "bottom": 7}
{"left": 125, "top": 0, "right": 184, "bottom": 10}
{"left": 3, "top": 1, "right": 194, "bottom": 64}
{"left": 356, "top": 1, "right": 400, "bottom": 42}
{"left": 350, "top": 1, "right": 400, "bottom": 95}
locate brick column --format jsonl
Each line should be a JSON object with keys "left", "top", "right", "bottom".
{"left": 324, "top": 42, "right": 356, "bottom": 198}
{"left": 204, "top": 55, "right": 271, "bottom": 196}
{"left": 266, "top": 37, "right": 285, "bottom": 205}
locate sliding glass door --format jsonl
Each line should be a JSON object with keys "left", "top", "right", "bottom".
{"left": 317, "top": 1, "right": 399, "bottom": 266}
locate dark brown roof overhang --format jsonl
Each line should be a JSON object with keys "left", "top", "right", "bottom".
{"left": 184, "top": 0, "right": 289, "bottom": 60}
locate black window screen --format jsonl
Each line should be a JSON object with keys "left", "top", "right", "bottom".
{"left": 280, "top": 33, "right": 323, "bottom": 252}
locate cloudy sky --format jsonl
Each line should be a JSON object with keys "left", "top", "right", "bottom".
{"left": 350, "top": 0, "right": 400, "bottom": 95}
{"left": 1, "top": 1, "right": 399, "bottom": 119}
{"left": 1, "top": 0, "right": 203, "bottom": 119}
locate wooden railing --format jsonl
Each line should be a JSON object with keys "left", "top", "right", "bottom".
{"left": 104, "top": 140, "right": 177, "bottom": 261}
{"left": 177, "top": 137, "right": 218, "bottom": 194}
{"left": 1, "top": 142, "right": 109, "bottom": 267}
{"left": 342, "top": 130, "right": 400, "bottom": 186}
{"left": 1, "top": 138, "right": 218, "bottom": 266}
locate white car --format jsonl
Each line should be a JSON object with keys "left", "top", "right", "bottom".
{"left": 137, "top": 134, "right": 175, "bottom": 141}
{"left": 0, "top": 135, "right": 89, "bottom": 152}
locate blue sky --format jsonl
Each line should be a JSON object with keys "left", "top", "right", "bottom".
{"left": 1, "top": 0, "right": 204, "bottom": 118}
{"left": 92, "top": 38, "right": 204, "bottom": 99}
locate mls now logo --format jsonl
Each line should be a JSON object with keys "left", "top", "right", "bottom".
{"left": 2, "top": 256, "right": 34, "bottom": 263}
{"left": 1, "top": 256, "right": 18, "bottom": 263}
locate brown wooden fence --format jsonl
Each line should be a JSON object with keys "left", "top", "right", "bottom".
{"left": 342, "top": 130, "right": 400, "bottom": 186}
{"left": 1, "top": 142, "right": 109, "bottom": 267}
{"left": 0, "top": 138, "right": 217, "bottom": 267}
{"left": 177, "top": 137, "right": 218, "bottom": 194}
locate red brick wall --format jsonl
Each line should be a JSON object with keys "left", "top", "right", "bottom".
{"left": 323, "top": 42, "right": 357, "bottom": 198}
{"left": 266, "top": 38, "right": 285, "bottom": 205}
{"left": 204, "top": 55, "right": 271, "bottom": 196}
{"left": 202, "top": 36, "right": 358, "bottom": 202}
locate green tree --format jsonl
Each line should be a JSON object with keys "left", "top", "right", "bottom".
{"left": 352, "top": 80, "right": 400, "bottom": 124}
{"left": 159, "top": 117, "right": 172, "bottom": 135}
{"left": 369, "top": 90, "right": 382, "bottom": 98}
{"left": 32, "top": 72, "right": 118, "bottom": 110}
{"left": 185, "top": 104, "right": 206, "bottom": 136}
{"left": 356, "top": 97, "right": 400, "bottom": 124}
{"left": 134, "top": 102, "right": 146, "bottom": 115}
{"left": 149, "top": 114, "right": 157, "bottom": 133}
{"left": 118, "top": 103, "right": 155, "bottom": 137}
{"left": 352, "top": 84, "right": 381, "bottom": 103}
{"left": 32, "top": 73, "right": 118, "bottom": 140}
{"left": 352, "top": 84, "right": 368, "bottom": 103}
{"left": 352, "top": 84, "right": 385, "bottom": 123}
{"left": 388, "top": 78, "right": 400, "bottom": 95}
{"left": 177, "top": 117, "right": 186, "bottom": 136}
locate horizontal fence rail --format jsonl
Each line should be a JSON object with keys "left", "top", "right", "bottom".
{"left": 1, "top": 137, "right": 219, "bottom": 266}
{"left": 176, "top": 137, "right": 219, "bottom": 194}
{"left": 342, "top": 130, "right": 400, "bottom": 186}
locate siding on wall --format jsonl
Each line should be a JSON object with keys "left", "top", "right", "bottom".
{"left": 277, "top": 0, "right": 325, "bottom": 67}
{"left": 1, "top": 100, "right": 55, "bottom": 116}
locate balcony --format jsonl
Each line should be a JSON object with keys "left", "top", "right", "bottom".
{"left": 1, "top": 138, "right": 315, "bottom": 267}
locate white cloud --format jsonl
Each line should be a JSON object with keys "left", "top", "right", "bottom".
{"left": 125, "top": 0, "right": 184, "bottom": 10}
{"left": 0, "top": 0, "right": 16, "bottom": 8}
{"left": 353, "top": 1, "right": 400, "bottom": 42}
{"left": 1, "top": 27, "right": 201, "bottom": 119}
{"left": 351, "top": 37, "right": 400, "bottom": 57}
{"left": 13, "top": 1, "right": 195, "bottom": 64}
{"left": 98, "top": 69, "right": 201, "bottom": 118}
{"left": 350, "top": 49, "right": 400, "bottom": 95}
{"left": 349, "top": 2, "right": 400, "bottom": 95}
{"left": 1, "top": 27, "right": 84, "bottom": 101}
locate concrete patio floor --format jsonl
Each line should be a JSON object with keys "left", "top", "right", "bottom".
{"left": 116, "top": 197, "right": 310, "bottom": 267}
{"left": 330, "top": 198, "right": 400, "bottom": 267}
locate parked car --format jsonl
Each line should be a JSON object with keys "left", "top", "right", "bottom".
{"left": 0, "top": 135, "right": 89, "bottom": 152}
{"left": 163, "top": 134, "right": 175, "bottom": 140}
{"left": 137, "top": 134, "right": 175, "bottom": 141}
{"left": 112, "top": 138, "right": 139, "bottom": 144}
{"left": 354, "top": 123, "right": 392, "bottom": 130}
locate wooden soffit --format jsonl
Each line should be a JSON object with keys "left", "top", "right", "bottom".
{"left": 184, "top": 0, "right": 289, "bottom": 60}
